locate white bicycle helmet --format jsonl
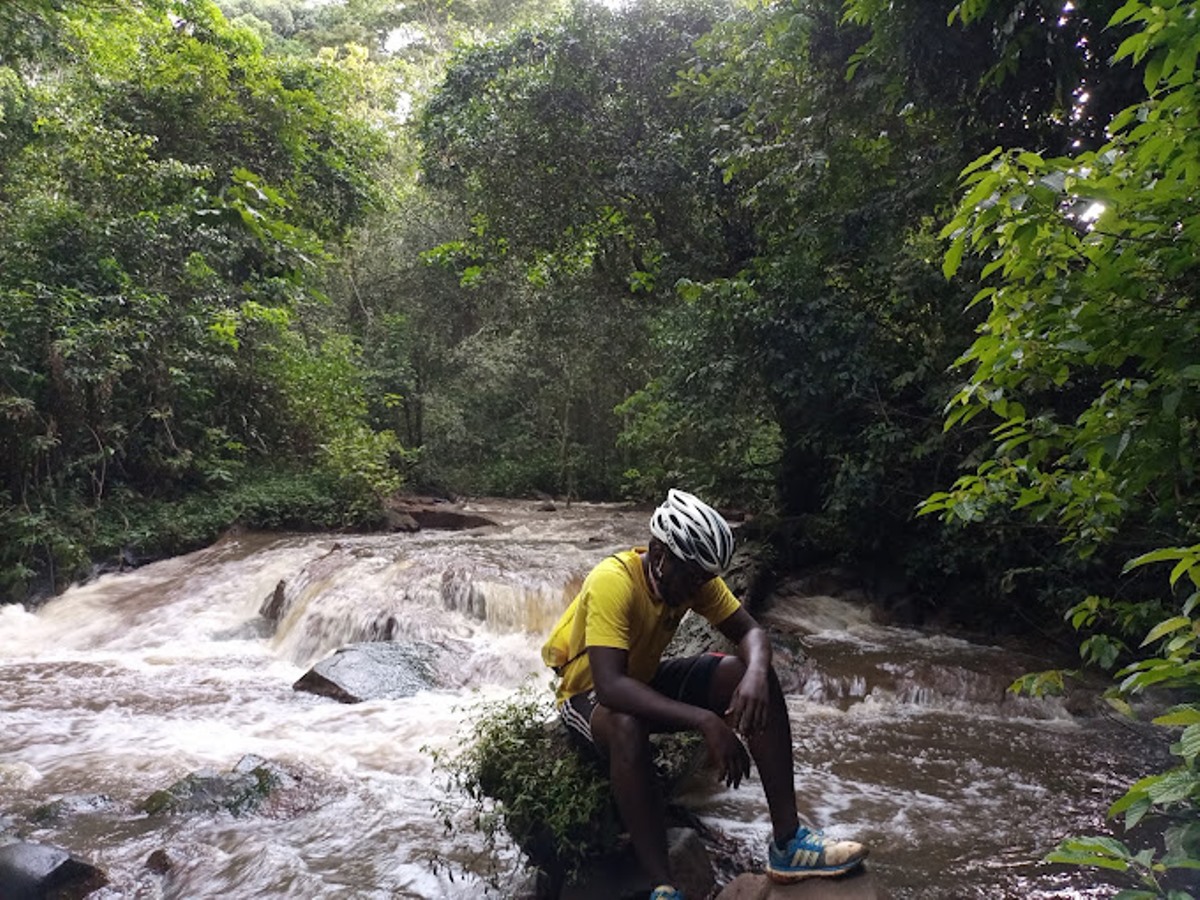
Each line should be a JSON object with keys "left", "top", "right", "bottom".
{"left": 649, "top": 488, "right": 734, "bottom": 576}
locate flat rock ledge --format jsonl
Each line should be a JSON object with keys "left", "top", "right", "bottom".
{"left": 716, "top": 867, "right": 880, "bottom": 899}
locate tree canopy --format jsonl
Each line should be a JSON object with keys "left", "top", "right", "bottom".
{"left": 1, "top": 0, "right": 1197, "bottom": 889}
{"left": 0, "top": 0, "right": 404, "bottom": 594}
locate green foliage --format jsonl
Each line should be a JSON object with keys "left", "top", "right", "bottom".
{"left": 426, "top": 684, "right": 706, "bottom": 887}
{"left": 426, "top": 686, "right": 620, "bottom": 887}
{"left": 96, "top": 467, "right": 385, "bottom": 554}
{"left": 646, "top": 0, "right": 1006, "bottom": 577}
{"left": 0, "top": 466, "right": 381, "bottom": 602}
{"left": 924, "top": 0, "right": 1200, "bottom": 552}
{"left": 925, "top": 2, "right": 1200, "bottom": 893}
{"left": 614, "top": 282, "right": 783, "bottom": 507}
{"left": 419, "top": 0, "right": 727, "bottom": 266}
{"left": 1045, "top": 835, "right": 1196, "bottom": 900}
{"left": 0, "top": 0, "right": 407, "bottom": 598}
{"left": 408, "top": 0, "right": 1150, "bottom": 610}
{"left": 844, "top": 0, "right": 1138, "bottom": 155}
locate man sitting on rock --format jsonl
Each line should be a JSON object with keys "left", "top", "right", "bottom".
{"left": 542, "top": 488, "right": 868, "bottom": 900}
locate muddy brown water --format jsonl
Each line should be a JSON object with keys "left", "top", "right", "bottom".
{"left": 0, "top": 500, "right": 1171, "bottom": 898}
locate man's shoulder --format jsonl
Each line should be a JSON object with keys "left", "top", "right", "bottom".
{"left": 584, "top": 550, "right": 642, "bottom": 602}
{"left": 589, "top": 548, "right": 640, "bottom": 578}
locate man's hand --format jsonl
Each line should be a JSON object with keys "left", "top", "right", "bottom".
{"left": 700, "top": 712, "right": 751, "bottom": 788}
{"left": 716, "top": 609, "right": 775, "bottom": 737}
{"left": 725, "top": 667, "right": 771, "bottom": 737}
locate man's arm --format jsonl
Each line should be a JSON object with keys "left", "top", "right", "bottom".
{"left": 589, "top": 645, "right": 751, "bottom": 787}
{"left": 716, "top": 607, "right": 774, "bottom": 736}
{"left": 589, "top": 645, "right": 715, "bottom": 730}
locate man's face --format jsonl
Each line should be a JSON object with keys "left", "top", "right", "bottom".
{"left": 650, "top": 544, "right": 716, "bottom": 606}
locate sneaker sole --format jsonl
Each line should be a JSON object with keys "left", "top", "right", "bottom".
{"left": 766, "top": 854, "right": 868, "bottom": 883}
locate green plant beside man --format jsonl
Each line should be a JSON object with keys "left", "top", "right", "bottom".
{"left": 542, "top": 489, "right": 868, "bottom": 900}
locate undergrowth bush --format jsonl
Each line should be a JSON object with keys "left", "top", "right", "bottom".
{"left": 426, "top": 683, "right": 709, "bottom": 892}
{"left": 426, "top": 685, "right": 620, "bottom": 891}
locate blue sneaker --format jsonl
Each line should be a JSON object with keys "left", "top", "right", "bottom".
{"left": 766, "top": 825, "right": 868, "bottom": 882}
{"left": 649, "top": 886, "right": 683, "bottom": 900}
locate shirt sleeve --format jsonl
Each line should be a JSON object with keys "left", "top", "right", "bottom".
{"left": 692, "top": 576, "right": 741, "bottom": 626}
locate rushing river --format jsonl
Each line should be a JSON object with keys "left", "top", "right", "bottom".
{"left": 0, "top": 499, "right": 1170, "bottom": 898}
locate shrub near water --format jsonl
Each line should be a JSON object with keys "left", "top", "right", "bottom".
{"left": 427, "top": 686, "right": 620, "bottom": 890}
{"left": 428, "top": 683, "right": 711, "bottom": 891}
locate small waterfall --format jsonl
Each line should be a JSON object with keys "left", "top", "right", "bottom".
{"left": 442, "top": 571, "right": 584, "bottom": 634}
{"left": 260, "top": 543, "right": 588, "bottom": 668}
{"left": 765, "top": 592, "right": 1075, "bottom": 719}
{"left": 265, "top": 545, "right": 458, "bottom": 666}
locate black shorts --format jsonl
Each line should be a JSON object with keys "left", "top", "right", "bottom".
{"left": 559, "top": 652, "right": 725, "bottom": 747}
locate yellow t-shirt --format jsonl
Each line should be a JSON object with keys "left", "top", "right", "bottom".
{"left": 542, "top": 547, "right": 742, "bottom": 705}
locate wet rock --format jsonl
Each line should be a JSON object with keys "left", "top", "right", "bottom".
{"left": 28, "top": 794, "right": 114, "bottom": 825}
{"left": 665, "top": 610, "right": 736, "bottom": 659}
{"left": 292, "top": 641, "right": 437, "bottom": 703}
{"left": 386, "top": 498, "right": 500, "bottom": 531}
{"left": 719, "top": 875, "right": 772, "bottom": 900}
{"left": 87, "top": 546, "right": 140, "bottom": 581}
{"left": 144, "top": 848, "right": 173, "bottom": 874}
{"left": 232, "top": 754, "right": 297, "bottom": 785}
{"left": 259, "top": 579, "right": 286, "bottom": 623}
{"left": 383, "top": 509, "right": 419, "bottom": 532}
{"left": 560, "top": 828, "right": 714, "bottom": 900}
{"left": 0, "top": 841, "right": 108, "bottom": 899}
{"left": 141, "top": 755, "right": 295, "bottom": 817}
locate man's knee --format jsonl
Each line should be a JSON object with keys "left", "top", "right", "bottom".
{"left": 709, "top": 654, "right": 748, "bottom": 707}
{"left": 710, "top": 655, "right": 784, "bottom": 708}
{"left": 596, "top": 708, "right": 651, "bottom": 761}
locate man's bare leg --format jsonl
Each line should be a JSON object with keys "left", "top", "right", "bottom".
{"left": 709, "top": 657, "right": 800, "bottom": 845}
{"left": 590, "top": 705, "right": 673, "bottom": 886}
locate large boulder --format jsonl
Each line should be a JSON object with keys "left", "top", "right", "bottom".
{"left": 0, "top": 841, "right": 107, "bottom": 899}
{"left": 292, "top": 641, "right": 438, "bottom": 703}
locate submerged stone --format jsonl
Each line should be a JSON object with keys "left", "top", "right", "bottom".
{"left": 141, "top": 755, "right": 295, "bottom": 818}
{"left": 29, "top": 794, "right": 114, "bottom": 825}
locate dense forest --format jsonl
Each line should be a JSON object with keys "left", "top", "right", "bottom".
{"left": 1, "top": 0, "right": 1197, "bottom": 888}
